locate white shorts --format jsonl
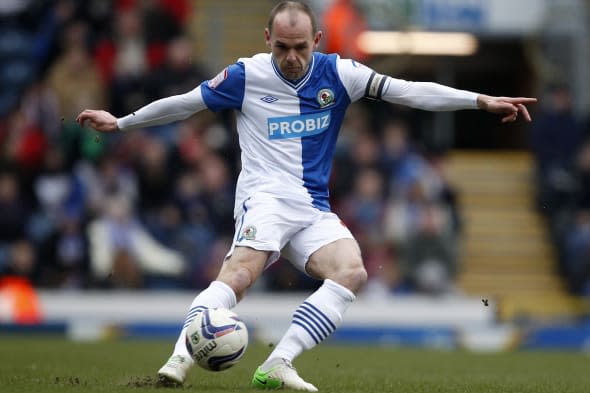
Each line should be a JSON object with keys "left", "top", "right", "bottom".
{"left": 226, "top": 193, "right": 354, "bottom": 273}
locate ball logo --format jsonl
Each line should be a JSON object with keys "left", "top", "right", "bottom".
{"left": 317, "top": 88, "right": 334, "bottom": 107}
{"left": 194, "top": 340, "right": 218, "bottom": 361}
{"left": 190, "top": 331, "right": 200, "bottom": 345}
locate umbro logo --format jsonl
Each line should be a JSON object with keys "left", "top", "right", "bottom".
{"left": 260, "top": 95, "right": 279, "bottom": 103}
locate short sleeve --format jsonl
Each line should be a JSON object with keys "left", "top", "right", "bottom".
{"left": 200, "top": 62, "right": 246, "bottom": 112}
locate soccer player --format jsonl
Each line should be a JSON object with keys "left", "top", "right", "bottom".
{"left": 77, "top": 1, "right": 536, "bottom": 391}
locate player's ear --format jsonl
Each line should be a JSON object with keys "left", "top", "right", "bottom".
{"left": 313, "top": 30, "right": 322, "bottom": 49}
{"left": 264, "top": 28, "right": 272, "bottom": 48}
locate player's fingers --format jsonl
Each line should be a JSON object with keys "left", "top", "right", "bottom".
{"left": 79, "top": 116, "right": 92, "bottom": 127}
{"left": 498, "top": 102, "right": 518, "bottom": 115}
{"left": 518, "top": 97, "right": 537, "bottom": 104}
{"left": 76, "top": 115, "right": 88, "bottom": 127}
{"left": 502, "top": 97, "right": 537, "bottom": 104}
{"left": 77, "top": 109, "right": 91, "bottom": 118}
{"left": 76, "top": 110, "right": 95, "bottom": 126}
{"left": 501, "top": 112, "right": 518, "bottom": 123}
{"left": 517, "top": 103, "right": 532, "bottom": 122}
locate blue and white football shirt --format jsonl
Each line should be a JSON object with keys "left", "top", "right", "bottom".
{"left": 200, "top": 52, "right": 374, "bottom": 216}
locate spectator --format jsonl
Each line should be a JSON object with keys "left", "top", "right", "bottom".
{"left": 87, "top": 194, "right": 185, "bottom": 288}
{"left": 0, "top": 238, "right": 43, "bottom": 324}
{"left": 1, "top": 240, "right": 37, "bottom": 284}
{"left": 1, "top": 109, "right": 47, "bottom": 174}
{"left": 133, "top": 134, "right": 175, "bottom": 215}
{"left": 380, "top": 118, "right": 430, "bottom": 199}
{"left": 530, "top": 84, "right": 583, "bottom": 214}
{"left": 197, "top": 153, "right": 235, "bottom": 236}
{"left": 94, "top": 7, "right": 150, "bottom": 115}
{"left": 559, "top": 140, "right": 590, "bottom": 293}
{"left": 139, "top": 0, "right": 187, "bottom": 49}
{"left": 383, "top": 172, "right": 458, "bottom": 292}
{"left": 19, "top": 81, "right": 60, "bottom": 143}
{"left": 0, "top": 171, "right": 31, "bottom": 246}
{"left": 572, "top": 140, "right": 590, "bottom": 210}
{"left": 563, "top": 209, "right": 590, "bottom": 295}
{"left": 144, "top": 35, "right": 208, "bottom": 102}
{"left": 33, "top": 147, "right": 80, "bottom": 226}
{"left": 384, "top": 175, "right": 431, "bottom": 246}
{"left": 78, "top": 153, "right": 138, "bottom": 217}
{"left": 332, "top": 129, "right": 380, "bottom": 206}
{"left": 321, "top": 0, "right": 368, "bottom": 61}
{"left": 39, "top": 211, "right": 89, "bottom": 289}
{"left": 171, "top": 169, "right": 215, "bottom": 288}
{"left": 31, "top": 146, "right": 88, "bottom": 288}
{"left": 46, "top": 21, "right": 105, "bottom": 120}
{"left": 402, "top": 201, "right": 458, "bottom": 295}
{"left": 337, "top": 167, "right": 403, "bottom": 295}
{"left": 339, "top": 166, "right": 387, "bottom": 244}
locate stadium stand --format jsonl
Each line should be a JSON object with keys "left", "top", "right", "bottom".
{"left": 448, "top": 151, "right": 588, "bottom": 320}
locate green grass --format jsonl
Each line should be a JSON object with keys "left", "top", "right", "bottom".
{"left": 1, "top": 335, "right": 588, "bottom": 392}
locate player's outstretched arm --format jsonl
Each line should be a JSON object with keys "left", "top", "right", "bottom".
{"left": 76, "top": 86, "right": 208, "bottom": 133}
{"left": 378, "top": 79, "right": 537, "bottom": 121}
{"left": 476, "top": 95, "right": 537, "bottom": 123}
{"left": 76, "top": 109, "right": 118, "bottom": 132}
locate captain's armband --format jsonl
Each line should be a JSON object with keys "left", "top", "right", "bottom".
{"left": 364, "top": 72, "right": 388, "bottom": 101}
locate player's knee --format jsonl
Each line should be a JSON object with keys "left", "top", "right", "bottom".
{"left": 216, "top": 248, "right": 268, "bottom": 300}
{"left": 218, "top": 264, "right": 257, "bottom": 300}
{"left": 232, "top": 269, "right": 254, "bottom": 299}
{"left": 347, "top": 264, "right": 368, "bottom": 294}
{"left": 335, "top": 258, "right": 367, "bottom": 294}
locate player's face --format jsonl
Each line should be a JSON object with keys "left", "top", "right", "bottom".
{"left": 265, "top": 11, "right": 322, "bottom": 81}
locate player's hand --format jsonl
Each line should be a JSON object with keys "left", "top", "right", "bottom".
{"left": 76, "top": 109, "right": 119, "bottom": 132}
{"left": 476, "top": 95, "right": 537, "bottom": 123}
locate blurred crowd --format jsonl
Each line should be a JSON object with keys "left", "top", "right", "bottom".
{"left": 530, "top": 84, "right": 590, "bottom": 297}
{"left": 0, "top": 0, "right": 463, "bottom": 295}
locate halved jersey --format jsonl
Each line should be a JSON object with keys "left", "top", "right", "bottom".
{"left": 200, "top": 52, "right": 378, "bottom": 216}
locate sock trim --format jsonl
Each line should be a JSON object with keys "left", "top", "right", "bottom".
{"left": 210, "top": 280, "right": 237, "bottom": 307}
{"left": 291, "top": 301, "right": 337, "bottom": 344}
{"left": 292, "top": 320, "right": 320, "bottom": 344}
{"left": 301, "top": 301, "right": 336, "bottom": 331}
{"left": 294, "top": 308, "right": 327, "bottom": 340}
{"left": 324, "top": 279, "right": 356, "bottom": 302}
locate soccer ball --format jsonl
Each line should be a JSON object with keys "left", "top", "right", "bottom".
{"left": 185, "top": 308, "right": 249, "bottom": 371}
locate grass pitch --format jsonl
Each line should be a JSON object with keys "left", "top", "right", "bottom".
{"left": 1, "top": 335, "right": 588, "bottom": 393}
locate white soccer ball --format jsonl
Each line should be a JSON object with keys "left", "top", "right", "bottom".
{"left": 185, "top": 308, "right": 249, "bottom": 371}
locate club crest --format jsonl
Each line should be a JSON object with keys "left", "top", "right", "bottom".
{"left": 242, "top": 225, "right": 257, "bottom": 240}
{"left": 317, "top": 88, "right": 335, "bottom": 107}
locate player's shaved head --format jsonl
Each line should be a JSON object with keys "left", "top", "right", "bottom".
{"left": 264, "top": 1, "right": 322, "bottom": 81}
{"left": 267, "top": 1, "right": 318, "bottom": 37}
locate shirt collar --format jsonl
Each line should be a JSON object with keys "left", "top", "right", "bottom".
{"left": 271, "top": 54, "right": 315, "bottom": 91}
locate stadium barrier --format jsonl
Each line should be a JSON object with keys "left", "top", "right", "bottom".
{"left": 1, "top": 290, "right": 589, "bottom": 352}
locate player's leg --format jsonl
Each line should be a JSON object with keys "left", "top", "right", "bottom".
{"left": 160, "top": 194, "right": 297, "bottom": 385}
{"left": 252, "top": 216, "right": 367, "bottom": 391}
{"left": 158, "top": 246, "right": 269, "bottom": 385}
